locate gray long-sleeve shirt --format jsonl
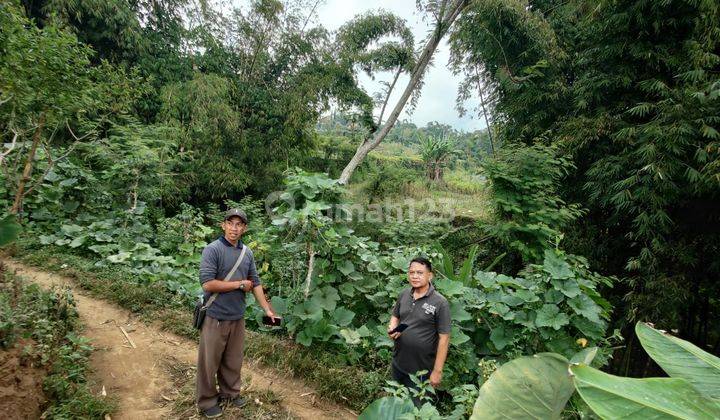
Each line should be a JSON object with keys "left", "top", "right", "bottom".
{"left": 199, "top": 236, "right": 261, "bottom": 320}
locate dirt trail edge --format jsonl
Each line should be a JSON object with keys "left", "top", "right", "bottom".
{"left": 2, "top": 258, "right": 354, "bottom": 420}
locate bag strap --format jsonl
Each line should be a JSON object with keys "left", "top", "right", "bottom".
{"left": 202, "top": 245, "right": 248, "bottom": 310}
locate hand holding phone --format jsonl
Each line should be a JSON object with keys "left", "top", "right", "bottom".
{"left": 262, "top": 315, "right": 282, "bottom": 326}
{"left": 388, "top": 323, "right": 408, "bottom": 340}
{"left": 389, "top": 323, "right": 408, "bottom": 334}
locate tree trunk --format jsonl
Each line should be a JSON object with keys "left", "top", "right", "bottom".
{"left": 475, "top": 66, "right": 495, "bottom": 156}
{"left": 377, "top": 66, "right": 402, "bottom": 126}
{"left": 304, "top": 241, "right": 315, "bottom": 298}
{"left": 338, "top": 0, "right": 468, "bottom": 185}
{"left": 10, "top": 113, "right": 45, "bottom": 216}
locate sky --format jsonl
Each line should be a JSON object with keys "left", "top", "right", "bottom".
{"left": 314, "top": 0, "right": 485, "bottom": 132}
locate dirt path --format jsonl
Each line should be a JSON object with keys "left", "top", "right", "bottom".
{"left": 2, "top": 259, "right": 354, "bottom": 420}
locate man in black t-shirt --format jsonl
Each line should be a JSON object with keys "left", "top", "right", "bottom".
{"left": 388, "top": 257, "right": 451, "bottom": 396}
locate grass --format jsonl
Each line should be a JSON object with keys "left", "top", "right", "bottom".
{"left": 164, "top": 356, "right": 294, "bottom": 419}
{"left": 2, "top": 238, "right": 384, "bottom": 411}
{"left": 348, "top": 175, "right": 491, "bottom": 223}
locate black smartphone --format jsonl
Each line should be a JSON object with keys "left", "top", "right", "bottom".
{"left": 390, "top": 323, "right": 408, "bottom": 334}
{"left": 262, "top": 315, "right": 282, "bottom": 326}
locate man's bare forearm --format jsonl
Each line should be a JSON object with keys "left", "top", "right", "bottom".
{"left": 388, "top": 315, "right": 400, "bottom": 331}
{"left": 433, "top": 333, "right": 450, "bottom": 373}
{"left": 202, "top": 279, "right": 244, "bottom": 293}
{"left": 252, "top": 285, "right": 273, "bottom": 313}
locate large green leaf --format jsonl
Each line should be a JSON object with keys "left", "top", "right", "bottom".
{"left": 270, "top": 296, "right": 287, "bottom": 315}
{"left": 449, "top": 300, "right": 472, "bottom": 322}
{"left": 457, "top": 245, "right": 478, "bottom": 285}
{"left": 292, "top": 301, "right": 323, "bottom": 322}
{"left": 309, "top": 286, "right": 340, "bottom": 311}
{"left": 0, "top": 216, "right": 22, "bottom": 246}
{"left": 450, "top": 324, "right": 470, "bottom": 346}
{"left": 332, "top": 307, "right": 355, "bottom": 326}
{"left": 359, "top": 396, "right": 415, "bottom": 420}
{"left": 551, "top": 279, "right": 581, "bottom": 298}
{"left": 636, "top": 322, "right": 720, "bottom": 401}
{"left": 470, "top": 353, "right": 575, "bottom": 420}
{"left": 571, "top": 364, "right": 720, "bottom": 419}
{"left": 567, "top": 295, "right": 602, "bottom": 323}
{"left": 543, "top": 249, "right": 574, "bottom": 279}
{"left": 432, "top": 242, "right": 454, "bottom": 278}
{"left": 434, "top": 278, "right": 465, "bottom": 296}
{"left": 535, "top": 304, "right": 570, "bottom": 330}
{"left": 337, "top": 260, "right": 355, "bottom": 276}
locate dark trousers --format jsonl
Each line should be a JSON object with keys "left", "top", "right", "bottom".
{"left": 196, "top": 316, "right": 245, "bottom": 410}
{"left": 392, "top": 364, "right": 433, "bottom": 407}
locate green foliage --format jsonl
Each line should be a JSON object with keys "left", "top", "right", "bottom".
{"left": 155, "top": 203, "right": 214, "bottom": 257}
{"left": 571, "top": 322, "right": 720, "bottom": 418}
{"left": 470, "top": 353, "right": 577, "bottom": 420}
{"left": 362, "top": 164, "right": 417, "bottom": 201}
{"left": 358, "top": 396, "right": 415, "bottom": 420}
{"left": 483, "top": 144, "right": 583, "bottom": 263}
{"left": 0, "top": 215, "right": 22, "bottom": 246}
{"left": 419, "top": 133, "right": 454, "bottom": 182}
{"left": 462, "top": 323, "right": 720, "bottom": 419}
{"left": 0, "top": 269, "right": 114, "bottom": 417}
{"left": 450, "top": 0, "right": 720, "bottom": 361}
{"left": 84, "top": 121, "right": 188, "bottom": 207}
{"left": 470, "top": 248, "right": 613, "bottom": 358}
{"left": 337, "top": 11, "right": 415, "bottom": 74}
{"left": 636, "top": 322, "right": 720, "bottom": 401}
{"left": 572, "top": 364, "right": 720, "bottom": 419}
{"left": 0, "top": 2, "right": 95, "bottom": 121}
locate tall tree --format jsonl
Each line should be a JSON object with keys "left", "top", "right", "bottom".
{"left": 337, "top": 0, "right": 470, "bottom": 184}
{"left": 450, "top": 0, "right": 720, "bottom": 367}
{"left": 0, "top": 3, "right": 133, "bottom": 217}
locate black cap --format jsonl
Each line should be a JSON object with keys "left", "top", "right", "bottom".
{"left": 224, "top": 208, "right": 248, "bottom": 223}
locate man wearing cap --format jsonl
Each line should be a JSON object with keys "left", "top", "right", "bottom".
{"left": 196, "top": 208, "right": 276, "bottom": 418}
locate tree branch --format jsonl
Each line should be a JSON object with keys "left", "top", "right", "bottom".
{"left": 377, "top": 66, "right": 402, "bottom": 126}
{"left": 475, "top": 66, "right": 495, "bottom": 156}
{"left": 23, "top": 133, "right": 82, "bottom": 198}
{"left": 300, "top": 0, "right": 322, "bottom": 33}
{"left": 0, "top": 129, "right": 19, "bottom": 166}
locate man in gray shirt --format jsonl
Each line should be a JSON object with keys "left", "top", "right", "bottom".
{"left": 196, "top": 208, "right": 276, "bottom": 418}
{"left": 388, "top": 257, "right": 451, "bottom": 398}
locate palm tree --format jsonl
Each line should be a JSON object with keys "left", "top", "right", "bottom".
{"left": 418, "top": 133, "right": 453, "bottom": 182}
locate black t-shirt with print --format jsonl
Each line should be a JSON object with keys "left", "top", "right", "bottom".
{"left": 391, "top": 284, "right": 451, "bottom": 375}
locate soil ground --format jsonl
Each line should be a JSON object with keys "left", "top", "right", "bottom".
{"left": 2, "top": 258, "right": 355, "bottom": 419}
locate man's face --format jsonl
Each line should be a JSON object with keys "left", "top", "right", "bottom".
{"left": 222, "top": 217, "right": 247, "bottom": 241}
{"left": 407, "top": 262, "right": 433, "bottom": 289}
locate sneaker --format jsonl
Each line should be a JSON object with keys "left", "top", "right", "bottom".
{"left": 227, "top": 396, "right": 247, "bottom": 408}
{"left": 200, "top": 405, "right": 222, "bottom": 418}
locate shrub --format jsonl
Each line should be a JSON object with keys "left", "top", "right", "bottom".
{"left": 483, "top": 144, "right": 583, "bottom": 263}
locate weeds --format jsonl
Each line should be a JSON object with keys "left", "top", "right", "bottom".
{"left": 0, "top": 263, "right": 115, "bottom": 418}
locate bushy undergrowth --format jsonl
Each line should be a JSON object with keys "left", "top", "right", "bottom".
{"left": 0, "top": 265, "right": 115, "bottom": 418}
{"left": 7, "top": 166, "right": 617, "bottom": 415}
{"left": 5, "top": 240, "right": 384, "bottom": 410}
